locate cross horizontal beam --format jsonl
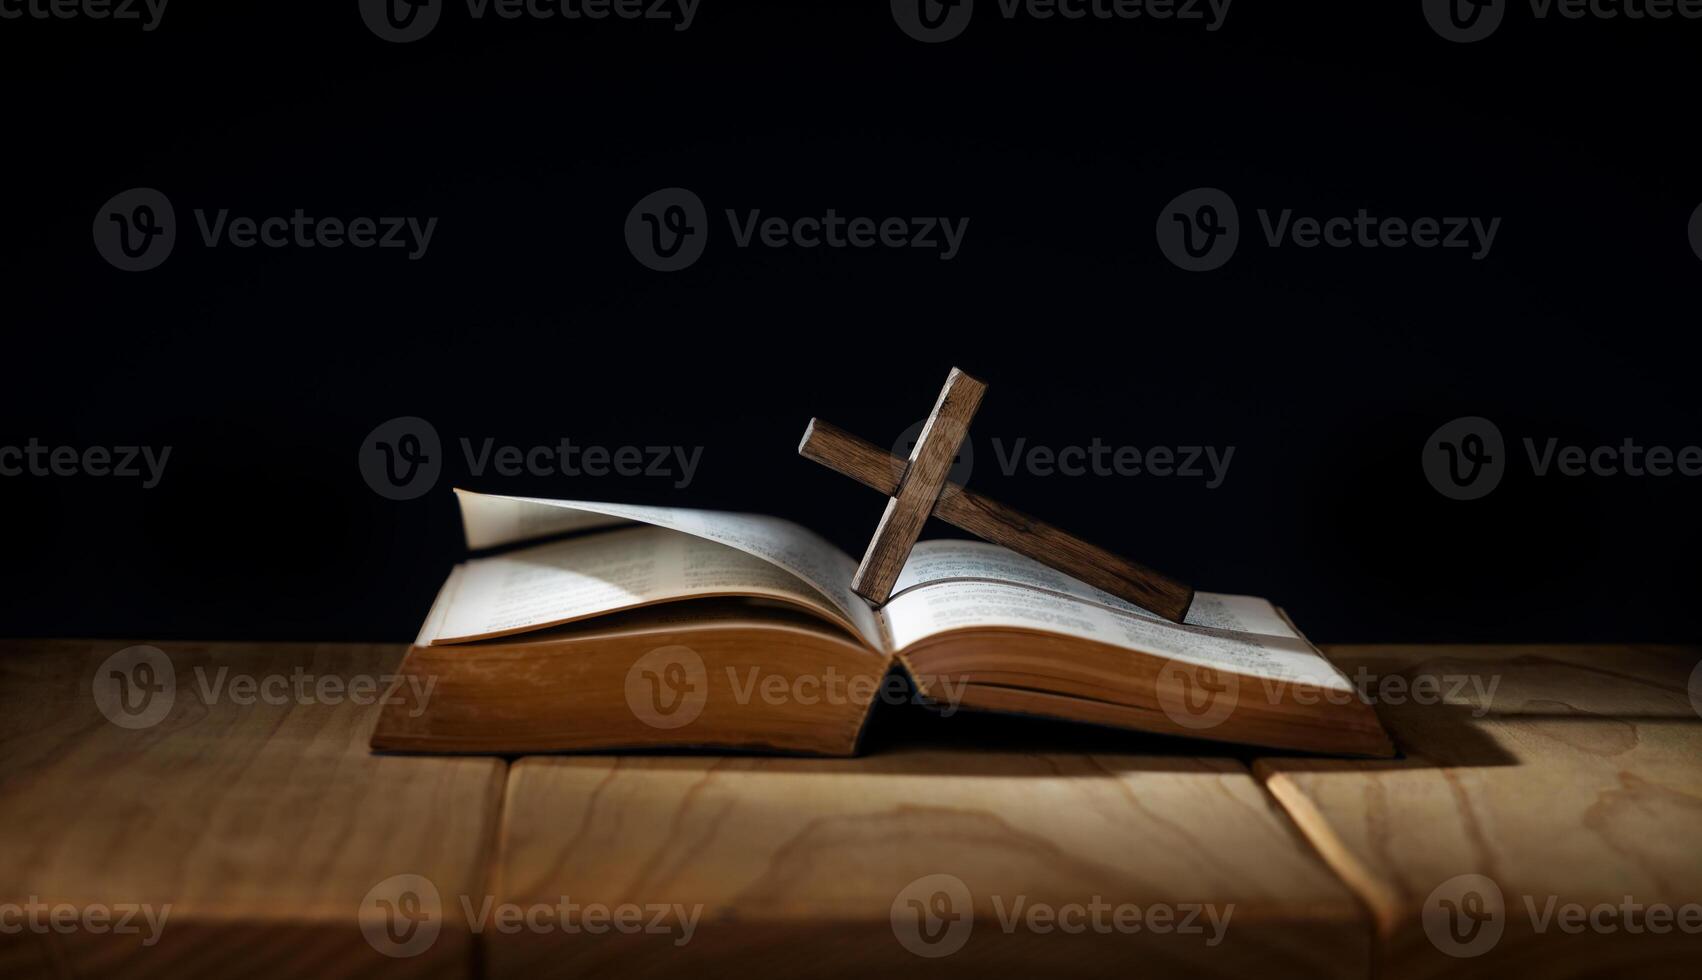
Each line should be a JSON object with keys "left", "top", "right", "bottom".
{"left": 799, "top": 417, "right": 1195, "bottom": 623}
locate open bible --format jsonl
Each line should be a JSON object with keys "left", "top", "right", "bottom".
{"left": 371, "top": 491, "right": 1394, "bottom": 757}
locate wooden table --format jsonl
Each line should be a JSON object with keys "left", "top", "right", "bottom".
{"left": 2, "top": 640, "right": 1698, "bottom": 978}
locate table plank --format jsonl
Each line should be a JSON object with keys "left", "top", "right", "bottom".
{"left": 488, "top": 749, "right": 1371, "bottom": 978}
{"left": 1254, "top": 644, "right": 1702, "bottom": 979}
{"left": 0, "top": 640, "right": 506, "bottom": 979}
{"left": 11, "top": 639, "right": 1690, "bottom": 978}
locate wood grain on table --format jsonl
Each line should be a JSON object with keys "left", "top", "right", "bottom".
{"left": 1256, "top": 644, "right": 1702, "bottom": 980}
{"left": 0, "top": 640, "right": 507, "bottom": 980}
{"left": 486, "top": 751, "right": 1368, "bottom": 979}
{"left": 3, "top": 641, "right": 1697, "bottom": 979}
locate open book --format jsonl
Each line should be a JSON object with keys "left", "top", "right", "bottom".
{"left": 370, "top": 491, "right": 1394, "bottom": 757}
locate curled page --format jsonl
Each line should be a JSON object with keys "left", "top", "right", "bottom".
{"left": 452, "top": 490, "right": 883, "bottom": 647}
{"left": 428, "top": 525, "right": 862, "bottom": 645}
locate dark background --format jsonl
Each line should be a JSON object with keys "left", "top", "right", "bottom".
{"left": 3, "top": 1, "right": 1697, "bottom": 644}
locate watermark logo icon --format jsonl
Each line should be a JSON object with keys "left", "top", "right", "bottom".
{"left": 1422, "top": 873, "right": 1506, "bottom": 957}
{"left": 1156, "top": 187, "right": 1238, "bottom": 271}
{"left": 892, "top": 419, "right": 976, "bottom": 486}
{"left": 1155, "top": 660, "right": 1240, "bottom": 730}
{"left": 626, "top": 187, "right": 708, "bottom": 272}
{"left": 359, "top": 417, "right": 443, "bottom": 501}
{"left": 360, "top": 874, "right": 444, "bottom": 958}
{"left": 625, "top": 645, "right": 708, "bottom": 729}
{"left": 891, "top": 874, "right": 973, "bottom": 958}
{"left": 92, "top": 645, "right": 176, "bottom": 730}
{"left": 93, "top": 188, "right": 175, "bottom": 272}
{"left": 1689, "top": 202, "right": 1702, "bottom": 262}
{"left": 1423, "top": 0, "right": 1505, "bottom": 43}
{"left": 1423, "top": 416, "right": 1505, "bottom": 501}
{"left": 892, "top": 0, "right": 973, "bottom": 42}
{"left": 360, "top": 0, "right": 442, "bottom": 42}
{"left": 1687, "top": 659, "right": 1702, "bottom": 721}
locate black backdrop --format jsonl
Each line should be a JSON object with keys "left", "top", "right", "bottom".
{"left": 4, "top": 0, "right": 1698, "bottom": 644}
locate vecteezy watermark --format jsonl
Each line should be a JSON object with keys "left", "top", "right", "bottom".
{"left": 1423, "top": 874, "right": 1506, "bottom": 957}
{"left": 1423, "top": 874, "right": 1702, "bottom": 957}
{"left": 890, "top": 0, "right": 1231, "bottom": 43}
{"left": 360, "top": 874, "right": 442, "bottom": 958}
{"left": 892, "top": 420, "right": 1234, "bottom": 489}
{"left": 1689, "top": 201, "right": 1702, "bottom": 262}
{"left": 1157, "top": 187, "right": 1501, "bottom": 271}
{"left": 1421, "top": 0, "right": 1508, "bottom": 41}
{"left": 1155, "top": 661, "right": 1241, "bottom": 731}
{"left": 1345, "top": 668, "right": 1499, "bottom": 716}
{"left": 1423, "top": 416, "right": 1702, "bottom": 500}
{"left": 890, "top": 874, "right": 975, "bottom": 957}
{"left": 359, "top": 874, "right": 702, "bottom": 957}
{"left": 1423, "top": 0, "right": 1702, "bottom": 43}
{"left": 1154, "top": 187, "right": 1239, "bottom": 272}
{"left": 889, "top": 874, "right": 1233, "bottom": 958}
{"left": 0, "top": 439, "right": 171, "bottom": 489}
{"left": 625, "top": 187, "right": 969, "bottom": 271}
{"left": 1422, "top": 416, "right": 1506, "bottom": 500}
{"left": 91, "top": 646, "right": 177, "bottom": 729}
{"left": 624, "top": 645, "right": 709, "bottom": 729}
{"left": 723, "top": 667, "right": 966, "bottom": 715}
{"left": 0, "top": 0, "right": 168, "bottom": 30}
{"left": 622, "top": 646, "right": 970, "bottom": 730}
{"left": 0, "top": 899, "right": 172, "bottom": 947}
{"left": 93, "top": 188, "right": 437, "bottom": 271}
{"left": 1688, "top": 658, "right": 1702, "bottom": 720}
{"left": 91, "top": 645, "right": 437, "bottom": 730}
{"left": 989, "top": 437, "right": 1234, "bottom": 487}
{"left": 358, "top": 416, "right": 705, "bottom": 500}
{"left": 359, "top": 417, "right": 443, "bottom": 501}
{"left": 1155, "top": 658, "right": 1503, "bottom": 732}
{"left": 92, "top": 188, "right": 175, "bottom": 272}
{"left": 359, "top": 0, "right": 699, "bottom": 43}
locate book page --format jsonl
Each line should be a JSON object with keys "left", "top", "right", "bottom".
{"left": 428, "top": 525, "right": 873, "bottom": 645}
{"left": 882, "top": 580, "right": 1351, "bottom": 690}
{"left": 892, "top": 539, "right": 1298, "bottom": 637}
{"left": 414, "top": 561, "right": 465, "bottom": 647}
{"left": 451, "top": 491, "right": 883, "bottom": 647}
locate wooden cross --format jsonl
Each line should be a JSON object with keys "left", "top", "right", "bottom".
{"left": 799, "top": 367, "right": 1195, "bottom": 623}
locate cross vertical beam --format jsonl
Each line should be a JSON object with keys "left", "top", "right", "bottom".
{"left": 849, "top": 368, "right": 986, "bottom": 605}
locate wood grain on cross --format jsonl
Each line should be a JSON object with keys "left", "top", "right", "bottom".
{"left": 800, "top": 368, "right": 1195, "bottom": 622}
